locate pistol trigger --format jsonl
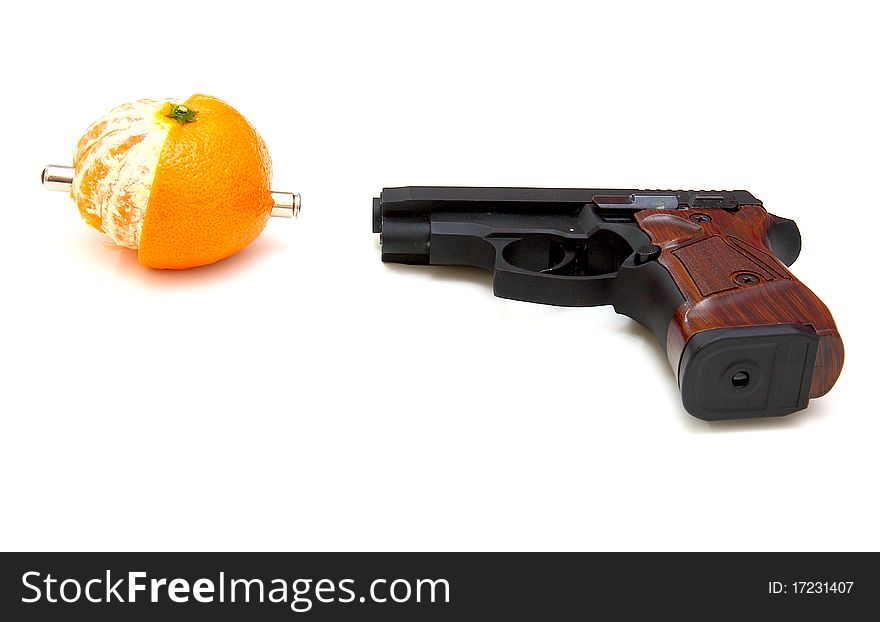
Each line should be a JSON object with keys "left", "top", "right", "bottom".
{"left": 540, "top": 247, "right": 577, "bottom": 274}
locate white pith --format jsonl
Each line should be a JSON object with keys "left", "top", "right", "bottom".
{"left": 72, "top": 98, "right": 176, "bottom": 249}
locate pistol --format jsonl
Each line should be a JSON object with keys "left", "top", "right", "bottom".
{"left": 372, "top": 187, "right": 843, "bottom": 421}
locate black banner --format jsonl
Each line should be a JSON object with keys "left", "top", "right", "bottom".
{"left": 1, "top": 553, "right": 876, "bottom": 619}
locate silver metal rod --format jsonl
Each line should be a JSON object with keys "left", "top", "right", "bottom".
{"left": 42, "top": 165, "right": 74, "bottom": 192}
{"left": 270, "top": 191, "right": 302, "bottom": 218}
{"left": 41, "top": 164, "right": 300, "bottom": 218}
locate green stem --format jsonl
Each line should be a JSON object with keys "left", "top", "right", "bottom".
{"left": 166, "top": 104, "right": 197, "bottom": 124}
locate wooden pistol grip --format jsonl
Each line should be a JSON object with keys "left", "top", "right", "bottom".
{"left": 635, "top": 205, "right": 843, "bottom": 413}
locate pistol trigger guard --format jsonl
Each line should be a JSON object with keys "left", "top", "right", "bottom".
{"left": 489, "top": 237, "right": 614, "bottom": 307}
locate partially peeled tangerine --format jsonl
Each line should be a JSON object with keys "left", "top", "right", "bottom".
{"left": 42, "top": 94, "right": 299, "bottom": 269}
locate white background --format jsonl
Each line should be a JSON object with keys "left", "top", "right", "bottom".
{"left": 1, "top": 1, "right": 876, "bottom": 551}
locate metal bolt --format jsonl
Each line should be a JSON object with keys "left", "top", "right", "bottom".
{"left": 734, "top": 273, "right": 760, "bottom": 285}
{"left": 42, "top": 164, "right": 300, "bottom": 218}
{"left": 41, "top": 165, "right": 74, "bottom": 192}
{"left": 270, "top": 191, "right": 301, "bottom": 218}
{"left": 690, "top": 213, "right": 711, "bottom": 224}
